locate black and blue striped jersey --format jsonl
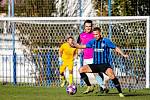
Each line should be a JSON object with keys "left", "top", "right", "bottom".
{"left": 86, "top": 37, "right": 116, "bottom": 65}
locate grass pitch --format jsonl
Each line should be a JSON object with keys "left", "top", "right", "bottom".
{"left": 0, "top": 84, "right": 150, "bottom": 100}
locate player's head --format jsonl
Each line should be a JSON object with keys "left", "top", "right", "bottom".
{"left": 93, "top": 27, "right": 102, "bottom": 40}
{"left": 84, "top": 20, "right": 93, "bottom": 33}
{"left": 67, "top": 36, "right": 74, "bottom": 45}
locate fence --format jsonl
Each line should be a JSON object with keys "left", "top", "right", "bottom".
{"left": 0, "top": 16, "right": 149, "bottom": 89}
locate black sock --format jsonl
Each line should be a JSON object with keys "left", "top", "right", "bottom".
{"left": 98, "top": 72, "right": 104, "bottom": 80}
{"left": 80, "top": 73, "right": 91, "bottom": 86}
{"left": 112, "top": 78, "right": 122, "bottom": 93}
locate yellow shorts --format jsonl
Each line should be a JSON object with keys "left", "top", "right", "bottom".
{"left": 59, "top": 60, "right": 73, "bottom": 74}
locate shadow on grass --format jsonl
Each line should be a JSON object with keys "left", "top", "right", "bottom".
{"left": 125, "top": 93, "right": 150, "bottom": 97}
{"left": 73, "top": 92, "right": 150, "bottom": 97}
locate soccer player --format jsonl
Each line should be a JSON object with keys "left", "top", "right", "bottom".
{"left": 72, "top": 27, "right": 128, "bottom": 97}
{"left": 77, "top": 20, "right": 94, "bottom": 66}
{"left": 59, "top": 36, "right": 78, "bottom": 87}
{"left": 77, "top": 20, "right": 109, "bottom": 94}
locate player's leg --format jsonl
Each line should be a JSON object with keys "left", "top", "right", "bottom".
{"left": 102, "top": 73, "right": 110, "bottom": 93}
{"left": 103, "top": 73, "right": 110, "bottom": 87}
{"left": 79, "top": 64, "right": 94, "bottom": 94}
{"left": 84, "top": 58, "right": 106, "bottom": 93}
{"left": 105, "top": 68, "right": 124, "bottom": 97}
{"left": 93, "top": 73, "right": 104, "bottom": 93}
{"left": 68, "top": 62, "right": 74, "bottom": 85}
{"left": 95, "top": 73, "right": 109, "bottom": 93}
{"left": 59, "top": 62, "right": 67, "bottom": 87}
{"left": 83, "top": 59, "right": 96, "bottom": 87}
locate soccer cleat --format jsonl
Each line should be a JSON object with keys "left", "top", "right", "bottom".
{"left": 119, "top": 93, "right": 125, "bottom": 97}
{"left": 60, "top": 80, "right": 67, "bottom": 87}
{"left": 83, "top": 86, "right": 94, "bottom": 94}
{"left": 100, "top": 87, "right": 104, "bottom": 93}
{"left": 100, "top": 87, "right": 109, "bottom": 94}
{"left": 104, "top": 88, "right": 109, "bottom": 93}
{"left": 93, "top": 85, "right": 99, "bottom": 94}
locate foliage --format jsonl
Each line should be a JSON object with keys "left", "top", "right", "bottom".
{"left": 93, "top": 0, "right": 150, "bottom": 16}
{"left": 0, "top": 0, "right": 150, "bottom": 16}
{"left": 14, "top": 0, "right": 56, "bottom": 17}
{"left": 0, "top": 0, "right": 56, "bottom": 16}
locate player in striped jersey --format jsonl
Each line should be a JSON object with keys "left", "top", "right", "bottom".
{"left": 77, "top": 20, "right": 109, "bottom": 94}
{"left": 72, "top": 27, "right": 128, "bottom": 97}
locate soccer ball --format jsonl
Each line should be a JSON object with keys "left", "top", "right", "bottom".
{"left": 66, "top": 84, "right": 77, "bottom": 95}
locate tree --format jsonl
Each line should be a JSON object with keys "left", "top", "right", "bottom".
{"left": 93, "top": 0, "right": 150, "bottom": 16}
{"left": 14, "top": 0, "right": 57, "bottom": 16}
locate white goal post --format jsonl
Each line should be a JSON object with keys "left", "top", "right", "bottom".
{"left": 0, "top": 16, "right": 149, "bottom": 88}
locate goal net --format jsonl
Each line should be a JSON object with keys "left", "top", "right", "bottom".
{"left": 0, "top": 17, "right": 149, "bottom": 89}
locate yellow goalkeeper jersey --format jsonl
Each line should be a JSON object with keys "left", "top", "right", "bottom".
{"left": 59, "top": 42, "right": 77, "bottom": 61}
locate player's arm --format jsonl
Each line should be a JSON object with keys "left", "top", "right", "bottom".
{"left": 72, "top": 39, "right": 93, "bottom": 49}
{"left": 77, "top": 35, "right": 81, "bottom": 44}
{"left": 76, "top": 35, "right": 82, "bottom": 54}
{"left": 115, "top": 47, "right": 129, "bottom": 58}
{"left": 73, "top": 43, "right": 86, "bottom": 49}
{"left": 59, "top": 50, "right": 62, "bottom": 57}
{"left": 73, "top": 49, "right": 78, "bottom": 58}
{"left": 59, "top": 45, "right": 63, "bottom": 57}
{"left": 106, "top": 38, "right": 128, "bottom": 58}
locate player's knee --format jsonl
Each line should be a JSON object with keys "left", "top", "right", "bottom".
{"left": 109, "top": 74, "right": 115, "bottom": 79}
{"left": 79, "top": 66, "right": 89, "bottom": 73}
{"left": 79, "top": 67, "right": 85, "bottom": 73}
{"left": 103, "top": 74, "right": 110, "bottom": 81}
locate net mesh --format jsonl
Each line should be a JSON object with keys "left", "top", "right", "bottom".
{"left": 0, "top": 17, "right": 148, "bottom": 89}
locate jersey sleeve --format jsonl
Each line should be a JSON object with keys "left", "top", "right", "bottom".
{"left": 86, "top": 39, "right": 94, "bottom": 48}
{"left": 105, "top": 38, "right": 116, "bottom": 49}
{"left": 77, "top": 35, "right": 81, "bottom": 44}
{"left": 59, "top": 44, "right": 64, "bottom": 52}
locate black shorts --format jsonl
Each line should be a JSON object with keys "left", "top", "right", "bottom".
{"left": 88, "top": 63, "right": 112, "bottom": 73}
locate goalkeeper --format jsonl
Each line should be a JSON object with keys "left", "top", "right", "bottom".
{"left": 72, "top": 27, "right": 128, "bottom": 97}
{"left": 59, "top": 36, "right": 78, "bottom": 87}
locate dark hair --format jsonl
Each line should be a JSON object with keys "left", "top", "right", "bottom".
{"left": 84, "top": 20, "right": 93, "bottom": 27}
{"left": 93, "top": 27, "right": 101, "bottom": 32}
{"left": 67, "top": 36, "right": 74, "bottom": 40}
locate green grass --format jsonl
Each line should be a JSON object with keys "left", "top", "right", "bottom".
{"left": 0, "top": 84, "right": 150, "bottom": 100}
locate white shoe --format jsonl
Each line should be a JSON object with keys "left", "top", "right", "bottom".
{"left": 60, "top": 80, "right": 66, "bottom": 87}
{"left": 119, "top": 93, "right": 125, "bottom": 97}
{"left": 83, "top": 86, "right": 94, "bottom": 94}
